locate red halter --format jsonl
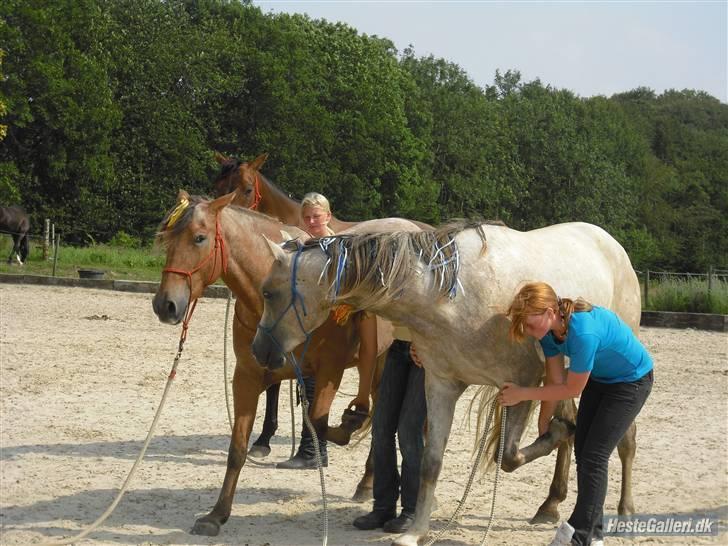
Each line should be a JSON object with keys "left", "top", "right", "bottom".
{"left": 162, "top": 215, "right": 228, "bottom": 339}
{"left": 248, "top": 173, "right": 263, "bottom": 210}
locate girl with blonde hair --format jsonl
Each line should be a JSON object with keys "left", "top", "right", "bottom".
{"left": 499, "top": 282, "right": 653, "bottom": 546}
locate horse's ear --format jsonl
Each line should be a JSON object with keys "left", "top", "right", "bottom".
{"left": 213, "top": 151, "right": 229, "bottom": 164}
{"left": 262, "top": 234, "right": 287, "bottom": 262}
{"left": 279, "top": 229, "right": 294, "bottom": 242}
{"left": 209, "top": 191, "right": 237, "bottom": 214}
{"left": 176, "top": 189, "right": 190, "bottom": 203}
{"left": 247, "top": 153, "right": 269, "bottom": 172}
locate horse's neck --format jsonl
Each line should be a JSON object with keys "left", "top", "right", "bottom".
{"left": 258, "top": 176, "right": 303, "bottom": 226}
{"left": 219, "top": 209, "right": 281, "bottom": 310}
{"left": 258, "top": 175, "right": 357, "bottom": 231}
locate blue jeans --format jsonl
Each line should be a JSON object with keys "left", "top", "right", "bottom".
{"left": 569, "top": 370, "right": 653, "bottom": 546}
{"left": 372, "top": 340, "right": 426, "bottom": 516}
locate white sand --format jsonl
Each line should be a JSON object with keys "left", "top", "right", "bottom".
{"left": 1, "top": 284, "right": 726, "bottom": 545}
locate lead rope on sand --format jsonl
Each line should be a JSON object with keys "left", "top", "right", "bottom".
{"left": 221, "top": 289, "right": 294, "bottom": 467}
{"left": 36, "top": 316, "right": 194, "bottom": 546}
{"left": 297, "top": 382, "right": 329, "bottom": 546}
{"left": 423, "top": 401, "right": 507, "bottom": 546}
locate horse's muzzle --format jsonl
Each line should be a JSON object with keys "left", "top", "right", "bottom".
{"left": 252, "top": 331, "right": 286, "bottom": 370}
{"left": 152, "top": 291, "right": 187, "bottom": 325}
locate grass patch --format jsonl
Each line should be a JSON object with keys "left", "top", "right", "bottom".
{"left": 644, "top": 277, "right": 728, "bottom": 314}
{"left": 0, "top": 236, "right": 166, "bottom": 282}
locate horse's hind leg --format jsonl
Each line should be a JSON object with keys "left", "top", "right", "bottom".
{"left": 352, "top": 444, "right": 374, "bottom": 502}
{"left": 7, "top": 234, "right": 20, "bottom": 264}
{"left": 249, "top": 382, "right": 281, "bottom": 458}
{"left": 617, "top": 421, "right": 637, "bottom": 515}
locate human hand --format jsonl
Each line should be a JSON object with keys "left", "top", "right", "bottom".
{"left": 498, "top": 382, "right": 523, "bottom": 406}
{"left": 348, "top": 396, "right": 370, "bottom": 414}
{"left": 409, "top": 344, "right": 423, "bottom": 367}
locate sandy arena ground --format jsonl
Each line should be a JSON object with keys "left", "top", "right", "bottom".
{"left": 1, "top": 284, "right": 726, "bottom": 546}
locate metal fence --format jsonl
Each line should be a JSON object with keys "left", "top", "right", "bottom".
{"left": 635, "top": 267, "right": 728, "bottom": 308}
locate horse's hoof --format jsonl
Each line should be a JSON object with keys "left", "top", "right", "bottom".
{"left": 391, "top": 532, "right": 420, "bottom": 546}
{"left": 351, "top": 486, "right": 373, "bottom": 502}
{"left": 530, "top": 510, "right": 559, "bottom": 524}
{"left": 248, "top": 445, "right": 271, "bottom": 458}
{"left": 191, "top": 517, "right": 221, "bottom": 536}
{"left": 327, "top": 426, "right": 352, "bottom": 446}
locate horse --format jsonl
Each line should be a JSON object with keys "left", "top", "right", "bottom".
{"left": 0, "top": 206, "right": 30, "bottom": 264}
{"left": 252, "top": 221, "right": 642, "bottom": 546}
{"left": 211, "top": 151, "right": 353, "bottom": 459}
{"left": 152, "top": 190, "right": 421, "bottom": 537}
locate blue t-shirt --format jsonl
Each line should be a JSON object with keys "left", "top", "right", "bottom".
{"left": 539, "top": 306, "right": 653, "bottom": 384}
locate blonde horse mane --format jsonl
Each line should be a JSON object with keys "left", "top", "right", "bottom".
{"left": 298, "top": 220, "right": 487, "bottom": 309}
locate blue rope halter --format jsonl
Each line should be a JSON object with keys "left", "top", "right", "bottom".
{"left": 256, "top": 243, "right": 313, "bottom": 388}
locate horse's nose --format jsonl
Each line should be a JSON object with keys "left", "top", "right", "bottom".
{"left": 152, "top": 292, "right": 185, "bottom": 324}
{"left": 252, "top": 331, "right": 285, "bottom": 370}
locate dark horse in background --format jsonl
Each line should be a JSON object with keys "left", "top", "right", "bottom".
{"left": 0, "top": 206, "right": 30, "bottom": 264}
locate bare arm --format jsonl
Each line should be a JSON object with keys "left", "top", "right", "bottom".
{"left": 499, "top": 368, "right": 589, "bottom": 407}
{"left": 538, "top": 355, "right": 566, "bottom": 435}
{"left": 351, "top": 314, "right": 378, "bottom": 411}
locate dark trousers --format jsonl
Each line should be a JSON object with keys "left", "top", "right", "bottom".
{"left": 372, "top": 340, "right": 427, "bottom": 516}
{"left": 569, "top": 370, "right": 653, "bottom": 546}
{"left": 297, "top": 375, "right": 327, "bottom": 458}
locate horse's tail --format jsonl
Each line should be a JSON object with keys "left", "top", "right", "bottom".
{"left": 20, "top": 233, "right": 30, "bottom": 263}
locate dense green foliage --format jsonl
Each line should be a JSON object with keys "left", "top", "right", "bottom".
{"left": 1, "top": 0, "right": 726, "bottom": 271}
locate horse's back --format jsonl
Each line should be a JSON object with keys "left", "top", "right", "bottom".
{"left": 0, "top": 206, "right": 30, "bottom": 232}
{"left": 341, "top": 217, "right": 422, "bottom": 235}
{"left": 466, "top": 221, "right": 640, "bottom": 329}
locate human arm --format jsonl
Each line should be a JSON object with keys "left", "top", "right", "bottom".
{"left": 350, "top": 313, "right": 378, "bottom": 411}
{"left": 409, "top": 344, "right": 423, "bottom": 367}
{"left": 538, "top": 355, "right": 567, "bottom": 435}
{"left": 499, "top": 369, "right": 589, "bottom": 408}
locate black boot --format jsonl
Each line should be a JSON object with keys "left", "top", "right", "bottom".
{"left": 382, "top": 512, "right": 415, "bottom": 533}
{"left": 353, "top": 509, "right": 396, "bottom": 530}
{"left": 277, "top": 376, "right": 328, "bottom": 469}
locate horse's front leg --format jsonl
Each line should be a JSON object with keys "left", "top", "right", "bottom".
{"left": 393, "top": 375, "right": 466, "bottom": 546}
{"left": 249, "top": 382, "right": 281, "bottom": 458}
{"left": 191, "top": 364, "right": 261, "bottom": 536}
{"left": 530, "top": 399, "right": 577, "bottom": 523}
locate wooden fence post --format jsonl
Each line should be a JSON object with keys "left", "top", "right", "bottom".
{"left": 708, "top": 265, "right": 713, "bottom": 295}
{"left": 43, "top": 219, "right": 50, "bottom": 260}
{"left": 52, "top": 233, "right": 60, "bottom": 277}
{"left": 644, "top": 269, "right": 650, "bottom": 309}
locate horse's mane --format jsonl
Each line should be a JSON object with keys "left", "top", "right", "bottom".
{"left": 291, "top": 220, "right": 487, "bottom": 309}
{"left": 155, "top": 194, "right": 288, "bottom": 248}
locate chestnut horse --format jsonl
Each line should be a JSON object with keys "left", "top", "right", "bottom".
{"left": 152, "top": 190, "right": 420, "bottom": 537}
{"left": 212, "top": 152, "right": 353, "bottom": 458}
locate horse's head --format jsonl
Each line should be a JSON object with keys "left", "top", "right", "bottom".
{"left": 152, "top": 190, "right": 235, "bottom": 325}
{"left": 213, "top": 151, "right": 268, "bottom": 209}
{"left": 252, "top": 238, "right": 332, "bottom": 369}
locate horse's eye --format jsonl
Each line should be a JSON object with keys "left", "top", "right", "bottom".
{"left": 244, "top": 187, "right": 253, "bottom": 195}
{"left": 194, "top": 234, "right": 206, "bottom": 244}
{"left": 262, "top": 291, "right": 272, "bottom": 300}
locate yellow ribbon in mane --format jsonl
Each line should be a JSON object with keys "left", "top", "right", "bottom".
{"left": 166, "top": 197, "right": 189, "bottom": 229}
